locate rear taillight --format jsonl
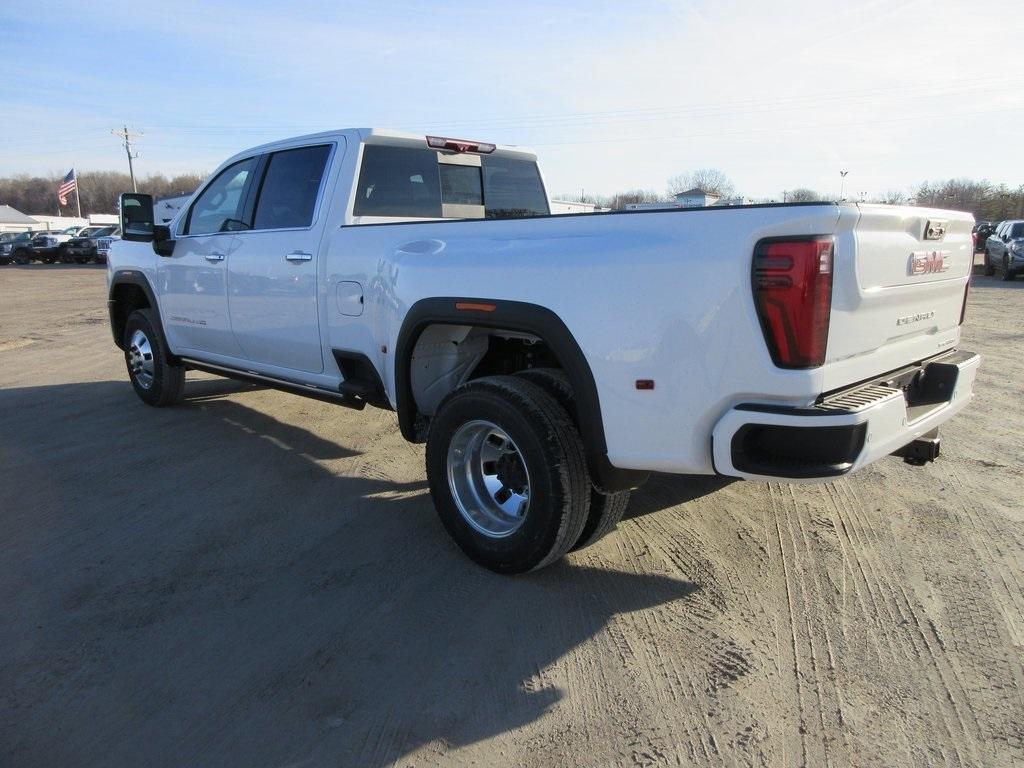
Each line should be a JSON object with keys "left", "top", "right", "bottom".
{"left": 752, "top": 237, "right": 834, "bottom": 368}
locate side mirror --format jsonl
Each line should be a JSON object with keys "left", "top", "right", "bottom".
{"left": 153, "top": 225, "right": 175, "bottom": 257}
{"left": 119, "top": 193, "right": 155, "bottom": 242}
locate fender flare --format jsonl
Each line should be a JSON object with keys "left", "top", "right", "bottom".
{"left": 394, "top": 297, "right": 647, "bottom": 492}
{"left": 107, "top": 270, "right": 165, "bottom": 351}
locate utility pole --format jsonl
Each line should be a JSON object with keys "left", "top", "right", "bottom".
{"left": 839, "top": 170, "right": 849, "bottom": 201}
{"left": 111, "top": 125, "right": 142, "bottom": 192}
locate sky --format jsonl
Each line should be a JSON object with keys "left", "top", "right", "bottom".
{"left": 1, "top": 0, "right": 1022, "bottom": 200}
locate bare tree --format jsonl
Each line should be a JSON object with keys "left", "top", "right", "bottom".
{"left": 667, "top": 168, "right": 736, "bottom": 199}
{"left": 878, "top": 189, "right": 908, "bottom": 205}
{"left": 0, "top": 171, "right": 206, "bottom": 216}
{"left": 786, "top": 188, "right": 822, "bottom": 203}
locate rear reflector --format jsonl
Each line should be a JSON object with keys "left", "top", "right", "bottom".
{"left": 752, "top": 237, "right": 834, "bottom": 368}
{"left": 427, "top": 135, "right": 496, "bottom": 154}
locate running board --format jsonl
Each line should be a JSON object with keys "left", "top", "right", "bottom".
{"left": 180, "top": 358, "right": 366, "bottom": 410}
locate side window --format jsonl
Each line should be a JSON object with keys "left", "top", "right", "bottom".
{"left": 252, "top": 144, "right": 332, "bottom": 230}
{"left": 353, "top": 145, "right": 441, "bottom": 218}
{"left": 185, "top": 157, "right": 257, "bottom": 236}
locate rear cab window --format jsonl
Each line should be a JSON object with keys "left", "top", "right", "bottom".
{"left": 353, "top": 143, "right": 549, "bottom": 221}
{"left": 252, "top": 144, "right": 332, "bottom": 230}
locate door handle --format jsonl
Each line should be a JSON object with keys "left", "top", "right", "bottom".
{"left": 286, "top": 251, "right": 313, "bottom": 262}
{"left": 204, "top": 252, "right": 225, "bottom": 262}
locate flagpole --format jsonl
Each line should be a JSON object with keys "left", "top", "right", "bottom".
{"left": 75, "top": 168, "right": 82, "bottom": 219}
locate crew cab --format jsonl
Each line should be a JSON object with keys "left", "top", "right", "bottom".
{"left": 106, "top": 128, "right": 980, "bottom": 573}
{"left": 30, "top": 227, "right": 80, "bottom": 263}
{"left": 64, "top": 225, "right": 119, "bottom": 263}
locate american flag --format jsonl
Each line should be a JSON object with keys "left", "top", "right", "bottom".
{"left": 57, "top": 169, "right": 77, "bottom": 206}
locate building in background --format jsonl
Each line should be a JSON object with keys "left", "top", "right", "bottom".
{"left": 154, "top": 193, "right": 193, "bottom": 224}
{"left": 30, "top": 214, "right": 118, "bottom": 230}
{"left": 625, "top": 189, "right": 752, "bottom": 211}
{"left": 549, "top": 200, "right": 609, "bottom": 215}
{"left": 0, "top": 205, "right": 39, "bottom": 233}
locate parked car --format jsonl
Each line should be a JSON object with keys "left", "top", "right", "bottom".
{"left": 29, "top": 227, "right": 80, "bottom": 264}
{"left": 984, "top": 219, "right": 1024, "bottom": 280}
{"left": 63, "top": 226, "right": 120, "bottom": 263}
{"left": 4, "top": 230, "right": 47, "bottom": 264}
{"left": 107, "top": 128, "right": 979, "bottom": 573}
{"left": 973, "top": 221, "right": 997, "bottom": 253}
{"left": 95, "top": 231, "right": 121, "bottom": 264}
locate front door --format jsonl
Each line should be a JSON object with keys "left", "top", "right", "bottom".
{"left": 159, "top": 157, "right": 258, "bottom": 358}
{"left": 226, "top": 144, "right": 333, "bottom": 374}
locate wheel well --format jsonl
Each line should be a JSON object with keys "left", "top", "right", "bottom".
{"left": 394, "top": 298, "right": 648, "bottom": 493}
{"left": 407, "top": 324, "right": 562, "bottom": 421}
{"left": 109, "top": 282, "right": 152, "bottom": 349}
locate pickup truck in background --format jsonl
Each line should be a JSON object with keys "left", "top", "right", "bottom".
{"left": 107, "top": 128, "right": 979, "bottom": 573}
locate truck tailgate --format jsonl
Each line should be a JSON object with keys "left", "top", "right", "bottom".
{"left": 823, "top": 204, "right": 973, "bottom": 391}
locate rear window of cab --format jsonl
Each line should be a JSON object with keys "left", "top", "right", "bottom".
{"left": 353, "top": 145, "right": 549, "bottom": 219}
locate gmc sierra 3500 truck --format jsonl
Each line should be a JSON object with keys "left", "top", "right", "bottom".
{"left": 107, "top": 128, "right": 979, "bottom": 573}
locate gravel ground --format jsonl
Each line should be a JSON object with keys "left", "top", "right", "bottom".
{"left": 1, "top": 263, "right": 1021, "bottom": 768}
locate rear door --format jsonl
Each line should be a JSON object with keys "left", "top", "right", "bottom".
{"left": 226, "top": 143, "right": 335, "bottom": 374}
{"left": 159, "top": 157, "right": 258, "bottom": 358}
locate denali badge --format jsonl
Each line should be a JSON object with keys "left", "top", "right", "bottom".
{"left": 896, "top": 310, "right": 935, "bottom": 327}
{"left": 923, "top": 219, "right": 947, "bottom": 240}
{"left": 908, "top": 250, "right": 950, "bottom": 275}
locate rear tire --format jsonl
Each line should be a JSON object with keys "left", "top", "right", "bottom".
{"left": 123, "top": 309, "right": 185, "bottom": 407}
{"left": 515, "top": 368, "right": 631, "bottom": 550}
{"left": 13, "top": 249, "right": 30, "bottom": 265}
{"left": 426, "top": 375, "right": 590, "bottom": 573}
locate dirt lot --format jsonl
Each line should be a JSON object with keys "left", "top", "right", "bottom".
{"left": 0, "top": 264, "right": 1021, "bottom": 768}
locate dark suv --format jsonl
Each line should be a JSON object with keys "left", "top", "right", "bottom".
{"left": 2, "top": 231, "right": 46, "bottom": 264}
{"left": 984, "top": 220, "right": 1024, "bottom": 280}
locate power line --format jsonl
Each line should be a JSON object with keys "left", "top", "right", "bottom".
{"left": 111, "top": 125, "right": 142, "bottom": 192}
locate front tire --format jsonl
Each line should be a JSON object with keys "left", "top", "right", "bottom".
{"left": 984, "top": 252, "right": 996, "bottom": 276}
{"left": 514, "top": 368, "right": 632, "bottom": 550}
{"left": 1002, "top": 255, "right": 1015, "bottom": 281}
{"left": 13, "top": 249, "right": 30, "bottom": 265}
{"left": 426, "top": 376, "right": 590, "bottom": 573}
{"left": 123, "top": 309, "right": 185, "bottom": 407}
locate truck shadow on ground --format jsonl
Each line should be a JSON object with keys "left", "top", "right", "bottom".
{"left": 0, "top": 378, "right": 701, "bottom": 768}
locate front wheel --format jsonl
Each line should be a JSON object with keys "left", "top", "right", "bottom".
{"left": 13, "top": 250, "right": 31, "bottom": 265}
{"left": 1002, "top": 255, "right": 1015, "bottom": 281}
{"left": 984, "top": 252, "right": 996, "bottom": 276}
{"left": 426, "top": 376, "right": 590, "bottom": 573}
{"left": 123, "top": 309, "right": 185, "bottom": 406}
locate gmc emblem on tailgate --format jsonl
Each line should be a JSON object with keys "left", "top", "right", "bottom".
{"left": 908, "top": 250, "right": 950, "bottom": 275}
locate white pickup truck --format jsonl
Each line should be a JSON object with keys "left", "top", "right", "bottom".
{"left": 107, "top": 128, "right": 979, "bottom": 573}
